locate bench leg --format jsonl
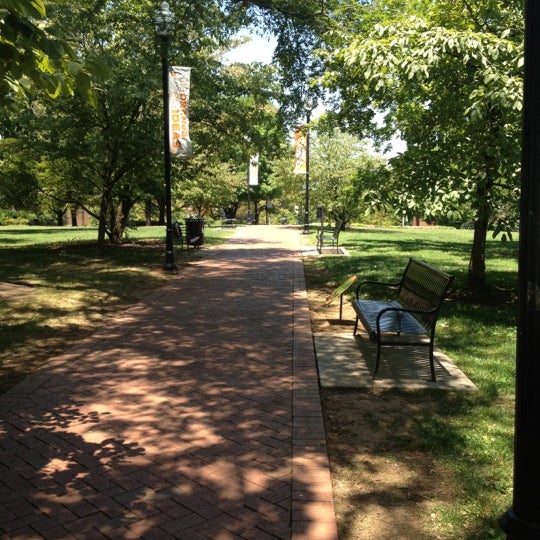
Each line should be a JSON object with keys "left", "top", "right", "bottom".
{"left": 429, "top": 343, "right": 437, "bottom": 382}
{"left": 373, "top": 342, "right": 382, "bottom": 379}
{"left": 353, "top": 316, "right": 359, "bottom": 335}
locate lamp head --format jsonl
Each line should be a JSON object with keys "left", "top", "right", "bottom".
{"left": 154, "top": 1, "right": 175, "bottom": 38}
{"left": 303, "top": 98, "right": 314, "bottom": 113}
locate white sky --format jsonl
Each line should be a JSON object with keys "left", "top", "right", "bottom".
{"left": 223, "top": 32, "right": 277, "bottom": 65}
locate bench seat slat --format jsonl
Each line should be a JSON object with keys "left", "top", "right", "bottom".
{"left": 352, "top": 299, "right": 428, "bottom": 338}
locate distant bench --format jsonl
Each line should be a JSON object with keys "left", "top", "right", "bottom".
{"left": 351, "top": 258, "right": 454, "bottom": 381}
{"left": 316, "top": 219, "right": 342, "bottom": 252}
{"left": 172, "top": 221, "right": 199, "bottom": 252}
{"left": 219, "top": 210, "right": 237, "bottom": 227}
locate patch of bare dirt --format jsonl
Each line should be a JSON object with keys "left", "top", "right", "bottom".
{"left": 321, "top": 389, "right": 456, "bottom": 540}
{"left": 306, "top": 274, "right": 456, "bottom": 540}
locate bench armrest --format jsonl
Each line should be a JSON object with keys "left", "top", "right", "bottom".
{"left": 375, "top": 306, "right": 437, "bottom": 336}
{"left": 375, "top": 304, "right": 437, "bottom": 334}
{"left": 355, "top": 280, "right": 400, "bottom": 298}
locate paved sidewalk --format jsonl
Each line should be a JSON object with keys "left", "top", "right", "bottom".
{"left": 0, "top": 226, "right": 337, "bottom": 540}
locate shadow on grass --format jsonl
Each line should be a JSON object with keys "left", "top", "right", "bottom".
{"left": 0, "top": 241, "right": 179, "bottom": 394}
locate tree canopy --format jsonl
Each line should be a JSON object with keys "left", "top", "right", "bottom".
{"left": 0, "top": 0, "right": 110, "bottom": 106}
{"left": 1, "top": 0, "right": 291, "bottom": 248}
{"left": 319, "top": 0, "right": 524, "bottom": 288}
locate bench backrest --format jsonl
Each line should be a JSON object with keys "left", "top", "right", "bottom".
{"left": 397, "top": 258, "right": 454, "bottom": 329}
{"left": 172, "top": 220, "right": 183, "bottom": 241}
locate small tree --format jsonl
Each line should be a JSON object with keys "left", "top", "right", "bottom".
{"left": 310, "top": 128, "right": 387, "bottom": 228}
{"left": 175, "top": 157, "right": 245, "bottom": 218}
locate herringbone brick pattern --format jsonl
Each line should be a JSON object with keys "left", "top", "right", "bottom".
{"left": 0, "top": 226, "right": 337, "bottom": 540}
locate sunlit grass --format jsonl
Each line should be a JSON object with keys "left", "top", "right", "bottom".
{"left": 0, "top": 224, "right": 235, "bottom": 247}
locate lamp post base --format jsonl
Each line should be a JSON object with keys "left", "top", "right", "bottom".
{"left": 163, "top": 254, "right": 177, "bottom": 272}
{"left": 500, "top": 509, "right": 540, "bottom": 539}
{"left": 163, "top": 262, "right": 177, "bottom": 272}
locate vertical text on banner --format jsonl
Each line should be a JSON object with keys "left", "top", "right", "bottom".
{"left": 169, "top": 66, "right": 192, "bottom": 158}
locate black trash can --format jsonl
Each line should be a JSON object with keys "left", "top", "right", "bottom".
{"left": 184, "top": 216, "right": 205, "bottom": 246}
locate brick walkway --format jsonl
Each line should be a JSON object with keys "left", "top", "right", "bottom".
{"left": 0, "top": 226, "right": 338, "bottom": 540}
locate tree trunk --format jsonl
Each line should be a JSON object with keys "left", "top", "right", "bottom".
{"left": 145, "top": 199, "right": 152, "bottom": 226}
{"left": 468, "top": 215, "right": 488, "bottom": 291}
{"left": 111, "top": 203, "right": 124, "bottom": 245}
{"left": 110, "top": 197, "right": 134, "bottom": 245}
{"left": 55, "top": 209, "right": 65, "bottom": 226}
{"left": 468, "top": 147, "right": 496, "bottom": 291}
{"left": 96, "top": 192, "right": 110, "bottom": 255}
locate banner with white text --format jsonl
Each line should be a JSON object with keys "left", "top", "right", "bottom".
{"left": 169, "top": 66, "right": 192, "bottom": 158}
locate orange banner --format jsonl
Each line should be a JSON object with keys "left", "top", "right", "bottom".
{"left": 293, "top": 126, "right": 306, "bottom": 174}
{"left": 169, "top": 66, "right": 192, "bottom": 158}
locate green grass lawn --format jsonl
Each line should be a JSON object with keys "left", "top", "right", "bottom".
{"left": 305, "top": 225, "right": 518, "bottom": 539}
{"left": 0, "top": 223, "right": 233, "bottom": 247}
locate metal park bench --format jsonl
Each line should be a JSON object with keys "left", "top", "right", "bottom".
{"left": 172, "top": 220, "right": 199, "bottom": 252}
{"left": 351, "top": 258, "right": 454, "bottom": 381}
{"left": 316, "top": 219, "right": 343, "bottom": 253}
{"left": 219, "top": 209, "right": 237, "bottom": 227}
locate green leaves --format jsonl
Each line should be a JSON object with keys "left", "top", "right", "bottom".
{"left": 0, "top": 0, "right": 114, "bottom": 106}
{"left": 322, "top": 2, "right": 523, "bottom": 225}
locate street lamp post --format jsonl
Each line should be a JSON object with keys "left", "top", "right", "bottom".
{"left": 247, "top": 163, "right": 252, "bottom": 223}
{"left": 244, "top": 135, "right": 254, "bottom": 224}
{"left": 154, "top": 1, "right": 177, "bottom": 271}
{"left": 499, "top": 3, "right": 540, "bottom": 538}
{"left": 303, "top": 99, "right": 313, "bottom": 234}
